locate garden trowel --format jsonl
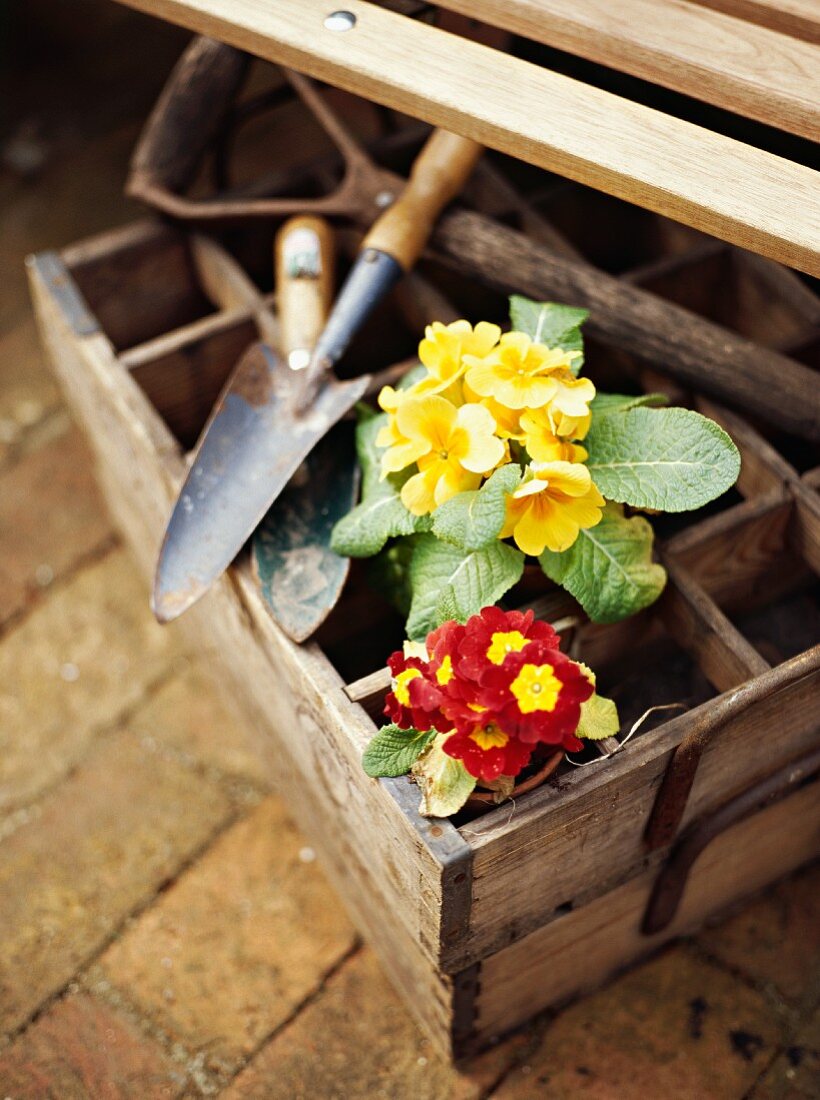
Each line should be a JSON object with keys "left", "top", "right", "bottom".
{"left": 301, "top": 128, "right": 483, "bottom": 402}
{"left": 153, "top": 216, "right": 368, "bottom": 623}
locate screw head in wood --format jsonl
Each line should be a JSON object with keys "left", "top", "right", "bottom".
{"left": 324, "top": 10, "right": 357, "bottom": 31}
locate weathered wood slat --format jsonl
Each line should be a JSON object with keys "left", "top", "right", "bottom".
{"left": 792, "top": 478, "right": 820, "bottom": 576}
{"left": 26, "top": 250, "right": 470, "bottom": 1055}
{"left": 665, "top": 491, "right": 795, "bottom": 610}
{"left": 432, "top": 211, "right": 820, "bottom": 441}
{"left": 437, "top": 0, "right": 820, "bottom": 140}
{"left": 473, "top": 778, "right": 820, "bottom": 1045}
{"left": 111, "top": 0, "right": 820, "bottom": 273}
{"left": 658, "top": 560, "right": 770, "bottom": 692}
{"left": 690, "top": 0, "right": 820, "bottom": 44}
{"left": 455, "top": 649, "right": 818, "bottom": 970}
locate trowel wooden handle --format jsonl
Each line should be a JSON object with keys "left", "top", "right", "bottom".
{"left": 364, "top": 130, "right": 483, "bottom": 271}
{"left": 275, "top": 216, "right": 335, "bottom": 362}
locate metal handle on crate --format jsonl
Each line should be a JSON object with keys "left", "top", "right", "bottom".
{"left": 642, "top": 742, "right": 820, "bottom": 935}
{"left": 644, "top": 645, "right": 820, "bottom": 851}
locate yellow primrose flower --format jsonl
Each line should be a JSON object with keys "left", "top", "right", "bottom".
{"left": 519, "top": 408, "right": 588, "bottom": 463}
{"left": 401, "top": 463, "right": 481, "bottom": 515}
{"left": 416, "top": 320, "right": 501, "bottom": 396}
{"left": 500, "top": 460, "right": 605, "bottom": 555}
{"left": 393, "top": 395, "right": 506, "bottom": 515}
{"left": 375, "top": 384, "right": 433, "bottom": 470}
{"left": 464, "top": 331, "right": 580, "bottom": 411}
{"left": 551, "top": 407, "right": 592, "bottom": 441}
{"left": 548, "top": 369, "right": 596, "bottom": 422}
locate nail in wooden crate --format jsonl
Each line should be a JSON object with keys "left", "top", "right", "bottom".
{"left": 28, "top": 192, "right": 820, "bottom": 1056}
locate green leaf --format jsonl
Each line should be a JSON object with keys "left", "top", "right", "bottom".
{"left": 362, "top": 724, "right": 436, "bottom": 777}
{"left": 367, "top": 537, "right": 419, "bottom": 617}
{"left": 590, "top": 391, "right": 668, "bottom": 417}
{"left": 431, "top": 464, "right": 521, "bottom": 551}
{"left": 412, "top": 733, "right": 476, "bottom": 817}
{"left": 331, "top": 490, "right": 428, "bottom": 558}
{"left": 509, "top": 295, "right": 588, "bottom": 373}
{"left": 356, "top": 412, "right": 390, "bottom": 497}
{"left": 406, "top": 535, "right": 525, "bottom": 640}
{"left": 586, "top": 407, "right": 741, "bottom": 512}
{"left": 540, "top": 503, "right": 667, "bottom": 623}
{"left": 330, "top": 413, "right": 430, "bottom": 558}
{"left": 576, "top": 693, "right": 620, "bottom": 741}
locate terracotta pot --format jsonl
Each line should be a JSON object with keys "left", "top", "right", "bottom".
{"left": 466, "top": 749, "right": 563, "bottom": 808}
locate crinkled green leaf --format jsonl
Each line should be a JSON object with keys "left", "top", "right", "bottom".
{"left": 431, "top": 464, "right": 522, "bottom": 551}
{"left": 362, "top": 724, "right": 436, "bottom": 777}
{"left": 330, "top": 491, "right": 427, "bottom": 558}
{"left": 330, "top": 413, "right": 430, "bottom": 558}
{"left": 406, "top": 535, "right": 525, "bottom": 640}
{"left": 356, "top": 413, "right": 391, "bottom": 496}
{"left": 412, "top": 733, "right": 476, "bottom": 817}
{"left": 539, "top": 503, "right": 666, "bottom": 623}
{"left": 586, "top": 407, "right": 741, "bottom": 512}
{"left": 367, "top": 537, "right": 420, "bottom": 617}
{"left": 576, "top": 693, "right": 620, "bottom": 741}
{"left": 509, "top": 295, "right": 588, "bottom": 373}
{"left": 590, "top": 391, "right": 668, "bottom": 417}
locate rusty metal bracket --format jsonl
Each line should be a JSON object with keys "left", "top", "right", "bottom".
{"left": 644, "top": 645, "right": 820, "bottom": 851}
{"left": 126, "top": 36, "right": 408, "bottom": 227}
{"left": 642, "top": 742, "right": 820, "bottom": 935}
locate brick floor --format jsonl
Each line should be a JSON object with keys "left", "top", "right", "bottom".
{"left": 0, "top": 730, "right": 234, "bottom": 1035}
{"left": 0, "top": 423, "right": 113, "bottom": 626}
{"left": 0, "top": 993, "right": 184, "bottom": 1099}
{"left": 1, "top": 5, "right": 818, "bottom": 1097}
{"left": 128, "top": 662, "right": 272, "bottom": 787}
{"left": 224, "top": 948, "right": 528, "bottom": 1100}
{"left": 0, "top": 549, "right": 186, "bottom": 811}
{"left": 97, "top": 798, "right": 357, "bottom": 1076}
{"left": 697, "top": 863, "right": 820, "bottom": 1011}
{"left": 494, "top": 947, "right": 786, "bottom": 1100}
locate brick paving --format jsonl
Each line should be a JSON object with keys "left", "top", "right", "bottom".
{"left": 1, "top": 6, "right": 818, "bottom": 1097}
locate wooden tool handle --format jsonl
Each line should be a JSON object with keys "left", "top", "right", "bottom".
{"left": 364, "top": 130, "right": 483, "bottom": 271}
{"left": 276, "top": 216, "right": 335, "bottom": 363}
{"left": 129, "top": 37, "right": 249, "bottom": 196}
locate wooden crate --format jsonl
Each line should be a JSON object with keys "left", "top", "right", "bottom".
{"left": 28, "top": 91, "right": 819, "bottom": 1055}
{"left": 25, "top": 19, "right": 818, "bottom": 1029}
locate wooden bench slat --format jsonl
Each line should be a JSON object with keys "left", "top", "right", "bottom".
{"left": 437, "top": 0, "right": 820, "bottom": 141}
{"left": 113, "top": 0, "right": 820, "bottom": 275}
{"left": 689, "top": 0, "right": 820, "bottom": 45}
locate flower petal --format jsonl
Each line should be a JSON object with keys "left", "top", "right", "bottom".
{"left": 466, "top": 321, "right": 502, "bottom": 357}
{"left": 380, "top": 437, "right": 429, "bottom": 476}
{"left": 396, "top": 394, "right": 457, "bottom": 446}
{"left": 400, "top": 468, "right": 438, "bottom": 515}
{"left": 529, "top": 460, "right": 593, "bottom": 497}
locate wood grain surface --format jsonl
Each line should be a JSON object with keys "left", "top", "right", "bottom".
{"left": 436, "top": 0, "right": 820, "bottom": 140}
{"left": 690, "top": 0, "right": 820, "bottom": 44}
{"left": 474, "top": 779, "right": 820, "bottom": 1044}
{"left": 110, "top": 0, "right": 820, "bottom": 274}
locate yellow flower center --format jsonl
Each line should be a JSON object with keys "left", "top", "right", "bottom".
{"left": 470, "top": 721, "right": 509, "bottom": 751}
{"left": 436, "top": 655, "right": 454, "bottom": 686}
{"left": 394, "top": 667, "right": 422, "bottom": 706}
{"left": 486, "top": 630, "right": 529, "bottom": 665}
{"left": 510, "top": 663, "right": 562, "bottom": 713}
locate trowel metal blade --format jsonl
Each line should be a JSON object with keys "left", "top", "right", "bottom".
{"left": 152, "top": 342, "right": 369, "bottom": 622}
